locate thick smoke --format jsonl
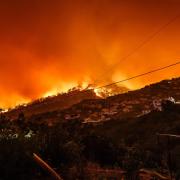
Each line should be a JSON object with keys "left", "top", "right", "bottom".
{"left": 0, "top": 0, "right": 180, "bottom": 108}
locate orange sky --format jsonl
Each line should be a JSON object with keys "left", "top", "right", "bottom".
{"left": 0, "top": 0, "right": 180, "bottom": 108}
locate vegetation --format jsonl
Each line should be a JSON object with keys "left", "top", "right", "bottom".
{"left": 0, "top": 105, "right": 180, "bottom": 179}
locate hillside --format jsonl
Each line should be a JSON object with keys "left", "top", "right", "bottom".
{"left": 3, "top": 84, "right": 130, "bottom": 120}
{"left": 18, "top": 77, "right": 180, "bottom": 126}
{"left": 2, "top": 77, "right": 180, "bottom": 127}
{"left": 4, "top": 89, "right": 99, "bottom": 120}
{"left": 92, "top": 106, "right": 180, "bottom": 146}
{"left": 65, "top": 77, "right": 180, "bottom": 122}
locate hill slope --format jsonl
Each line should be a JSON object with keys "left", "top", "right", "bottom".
{"left": 4, "top": 89, "right": 99, "bottom": 120}
{"left": 3, "top": 77, "right": 180, "bottom": 125}
{"left": 30, "top": 77, "right": 180, "bottom": 125}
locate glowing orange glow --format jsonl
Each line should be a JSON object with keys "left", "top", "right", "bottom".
{"left": 0, "top": 0, "right": 180, "bottom": 108}
{"left": 93, "top": 89, "right": 104, "bottom": 98}
{"left": 42, "top": 82, "right": 78, "bottom": 98}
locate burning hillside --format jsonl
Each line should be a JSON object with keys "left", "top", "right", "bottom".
{"left": 2, "top": 77, "right": 179, "bottom": 127}
{"left": 3, "top": 84, "right": 129, "bottom": 120}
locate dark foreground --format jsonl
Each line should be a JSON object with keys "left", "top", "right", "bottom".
{"left": 0, "top": 105, "right": 180, "bottom": 180}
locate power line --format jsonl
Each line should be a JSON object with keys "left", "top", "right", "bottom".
{"left": 95, "top": 61, "right": 180, "bottom": 89}
{"left": 94, "top": 13, "right": 180, "bottom": 85}
{"left": 157, "top": 133, "right": 180, "bottom": 139}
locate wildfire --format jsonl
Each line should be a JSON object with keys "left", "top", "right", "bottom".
{"left": 93, "top": 89, "right": 104, "bottom": 98}
{"left": 93, "top": 84, "right": 129, "bottom": 98}
{"left": 42, "top": 80, "right": 92, "bottom": 98}
{"left": 42, "top": 82, "right": 77, "bottom": 98}
{"left": 0, "top": 1, "right": 180, "bottom": 108}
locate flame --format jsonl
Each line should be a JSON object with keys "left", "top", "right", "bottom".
{"left": 42, "top": 82, "right": 79, "bottom": 98}
{"left": 93, "top": 89, "right": 104, "bottom": 98}
{"left": 42, "top": 88, "right": 59, "bottom": 98}
{"left": 0, "top": 94, "right": 30, "bottom": 110}
{"left": 42, "top": 80, "right": 92, "bottom": 98}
